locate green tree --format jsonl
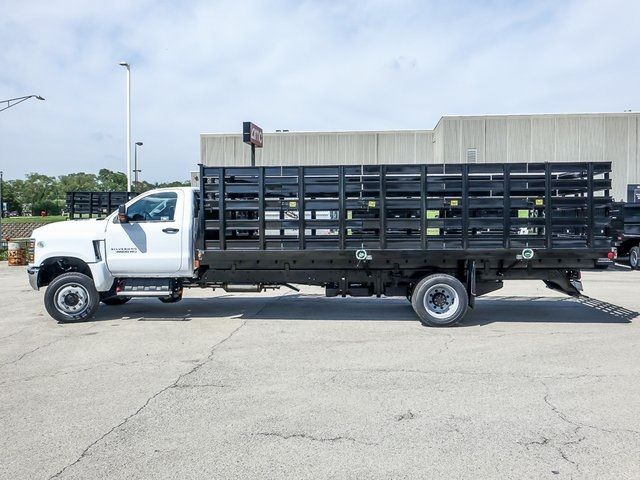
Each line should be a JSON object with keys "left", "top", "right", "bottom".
{"left": 58, "top": 172, "right": 99, "bottom": 193}
{"left": 97, "top": 169, "right": 127, "bottom": 191}
{"left": 22, "top": 173, "right": 60, "bottom": 214}
{"left": 159, "top": 180, "right": 191, "bottom": 188}
{"left": 134, "top": 180, "right": 191, "bottom": 193}
{"left": 2, "top": 180, "right": 23, "bottom": 213}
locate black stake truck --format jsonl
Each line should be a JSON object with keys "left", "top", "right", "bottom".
{"left": 27, "top": 161, "right": 614, "bottom": 326}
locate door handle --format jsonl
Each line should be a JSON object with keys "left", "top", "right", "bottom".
{"left": 162, "top": 227, "right": 180, "bottom": 234}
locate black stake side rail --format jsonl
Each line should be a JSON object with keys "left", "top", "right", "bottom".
{"left": 198, "top": 162, "right": 613, "bottom": 254}
{"left": 66, "top": 191, "right": 137, "bottom": 219}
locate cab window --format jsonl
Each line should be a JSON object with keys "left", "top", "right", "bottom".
{"left": 127, "top": 192, "right": 178, "bottom": 222}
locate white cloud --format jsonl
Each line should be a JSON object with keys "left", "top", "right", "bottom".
{"left": 1, "top": 0, "right": 639, "bottom": 181}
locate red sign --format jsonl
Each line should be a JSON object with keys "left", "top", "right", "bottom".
{"left": 243, "top": 122, "right": 263, "bottom": 148}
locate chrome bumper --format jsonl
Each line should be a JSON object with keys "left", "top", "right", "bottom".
{"left": 27, "top": 266, "right": 39, "bottom": 290}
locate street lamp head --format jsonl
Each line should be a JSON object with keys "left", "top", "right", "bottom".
{"left": 35, "top": 96, "right": 45, "bottom": 101}
{"left": 118, "top": 61, "right": 130, "bottom": 68}
{"left": 135, "top": 141, "right": 143, "bottom": 146}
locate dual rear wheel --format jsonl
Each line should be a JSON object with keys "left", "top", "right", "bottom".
{"left": 410, "top": 274, "right": 469, "bottom": 327}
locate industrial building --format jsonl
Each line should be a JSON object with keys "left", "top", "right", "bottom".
{"left": 200, "top": 112, "right": 640, "bottom": 200}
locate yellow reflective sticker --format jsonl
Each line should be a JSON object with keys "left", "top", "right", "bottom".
{"left": 450, "top": 199, "right": 459, "bottom": 207}
{"left": 289, "top": 201, "right": 297, "bottom": 208}
{"left": 368, "top": 200, "right": 376, "bottom": 208}
{"left": 426, "top": 228, "right": 440, "bottom": 236}
{"left": 518, "top": 209, "right": 529, "bottom": 218}
{"left": 535, "top": 198, "right": 544, "bottom": 206}
{"left": 426, "top": 210, "right": 439, "bottom": 219}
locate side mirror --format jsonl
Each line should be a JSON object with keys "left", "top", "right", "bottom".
{"left": 118, "top": 204, "right": 129, "bottom": 223}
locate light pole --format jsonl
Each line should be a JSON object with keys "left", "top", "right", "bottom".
{"left": 134, "top": 141, "right": 143, "bottom": 190}
{"left": 118, "top": 62, "right": 132, "bottom": 192}
{"left": 0, "top": 95, "right": 45, "bottom": 113}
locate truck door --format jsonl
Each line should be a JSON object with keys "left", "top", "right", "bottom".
{"left": 105, "top": 190, "right": 183, "bottom": 275}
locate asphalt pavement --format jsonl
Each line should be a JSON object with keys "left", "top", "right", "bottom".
{"left": 1, "top": 263, "right": 639, "bottom": 479}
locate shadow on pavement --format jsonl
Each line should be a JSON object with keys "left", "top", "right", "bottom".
{"left": 463, "top": 295, "right": 637, "bottom": 326}
{"left": 88, "top": 294, "right": 638, "bottom": 325}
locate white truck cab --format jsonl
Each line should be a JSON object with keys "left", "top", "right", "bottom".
{"left": 27, "top": 187, "right": 197, "bottom": 322}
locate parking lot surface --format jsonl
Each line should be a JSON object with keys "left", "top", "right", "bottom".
{"left": 1, "top": 262, "right": 639, "bottom": 479}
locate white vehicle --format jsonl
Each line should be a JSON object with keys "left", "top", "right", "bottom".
{"left": 28, "top": 188, "right": 196, "bottom": 322}
{"left": 28, "top": 163, "right": 614, "bottom": 327}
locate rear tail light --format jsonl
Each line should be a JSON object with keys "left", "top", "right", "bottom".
{"left": 607, "top": 251, "right": 616, "bottom": 260}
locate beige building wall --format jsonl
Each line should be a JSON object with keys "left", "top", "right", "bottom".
{"left": 201, "top": 113, "right": 640, "bottom": 200}
{"left": 201, "top": 130, "right": 434, "bottom": 167}
{"left": 433, "top": 113, "right": 640, "bottom": 199}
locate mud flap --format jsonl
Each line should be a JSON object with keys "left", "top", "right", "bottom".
{"left": 543, "top": 270, "right": 583, "bottom": 297}
{"left": 466, "top": 260, "right": 476, "bottom": 308}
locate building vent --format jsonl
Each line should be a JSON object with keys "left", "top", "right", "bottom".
{"left": 466, "top": 148, "right": 478, "bottom": 163}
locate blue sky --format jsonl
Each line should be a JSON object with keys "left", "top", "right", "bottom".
{"left": 1, "top": 0, "right": 639, "bottom": 182}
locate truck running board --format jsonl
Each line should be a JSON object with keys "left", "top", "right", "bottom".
{"left": 116, "top": 278, "right": 173, "bottom": 297}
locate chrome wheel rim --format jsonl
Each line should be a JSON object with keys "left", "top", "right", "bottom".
{"left": 55, "top": 284, "right": 89, "bottom": 316}
{"left": 423, "top": 284, "right": 459, "bottom": 322}
{"left": 631, "top": 250, "right": 638, "bottom": 267}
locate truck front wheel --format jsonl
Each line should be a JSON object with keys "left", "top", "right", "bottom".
{"left": 411, "top": 274, "right": 468, "bottom": 327}
{"left": 44, "top": 272, "right": 100, "bottom": 323}
{"left": 630, "top": 246, "right": 639, "bottom": 270}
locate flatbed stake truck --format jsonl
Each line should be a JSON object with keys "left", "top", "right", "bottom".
{"left": 27, "top": 162, "right": 614, "bottom": 327}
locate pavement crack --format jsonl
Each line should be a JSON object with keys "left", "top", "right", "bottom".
{"left": 0, "top": 337, "right": 64, "bottom": 369}
{"left": 47, "top": 320, "right": 248, "bottom": 479}
{"left": 517, "top": 437, "right": 550, "bottom": 447}
{"left": 394, "top": 410, "right": 415, "bottom": 421}
{"left": 540, "top": 381, "right": 585, "bottom": 472}
{"left": 0, "top": 326, "right": 29, "bottom": 341}
{"left": 541, "top": 380, "right": 640, "bottom": 437}
{"left": 0, "top": 365, "right": 97, "bottom": 386}
{"left": 244, "top": 290, "right": 294, "bottom": 319}
{"left": 0, "top": 360, "right": 147, "bottom": 386}
{"left": 254, "top": 431, "right": 377, "bottom": 446}
{"left": 172, "top": 383, "right": 229, "bottom": 388}
{"left": 436, "top": 334, "right": 455, "bottom": 354}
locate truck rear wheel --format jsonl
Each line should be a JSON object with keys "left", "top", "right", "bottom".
{"left": 101, "top": 296, "right": 131, "bottom": 306}
{"left": 159, "top": 293, "right": 182, "bottom": 303}
{"left": 411, "top": 274, "right": 468, "bottom": 327}
{"left": 44, "top": 272, "right": 100, "bottom": 323}
{"left": 630, "top": 246, "right": 639, "bottom": 270}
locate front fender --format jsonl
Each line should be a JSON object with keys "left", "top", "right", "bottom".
{"left": 29, "top": 257, "right": 114, "bottom": 293}
{"left": 88, "top": 261, "right": 115, "bottom": 292}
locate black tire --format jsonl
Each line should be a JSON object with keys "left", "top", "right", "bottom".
{"left": 159, "top": 294, "right": 182, "bottom": 304}
{"left": 101, "top": 296, "right": 131, "bottom": 306}
{"left": 44, "top": 272, "right": 100, "bottom": 323}
{"left": 630, "top": 246, "right": 639, "bottom": 270}
{"left": 411, "top": 274, "right": 468, "bottom": 327}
